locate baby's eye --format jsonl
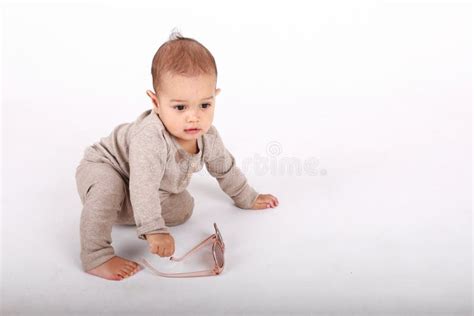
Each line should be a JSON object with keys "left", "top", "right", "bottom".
{"left": 174, "top": 105, "right": 186, "bottom": 111}
{"left": 201, "top": 103, "right": 211, "bottom": 109}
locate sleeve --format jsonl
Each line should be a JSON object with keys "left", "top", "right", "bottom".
{"left": 129, "top": 126, "right": 170, "bottom": 240}
{"left": 205, "top": 128, "right": 259, "bottom": 209}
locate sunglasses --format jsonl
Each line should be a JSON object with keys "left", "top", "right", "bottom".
{"left": 140, "top": 223, "right": 225, "bottom": 278}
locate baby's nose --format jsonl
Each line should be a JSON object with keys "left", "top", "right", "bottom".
{"left": 187, "top": 110, "right": 200, "bottom": 122}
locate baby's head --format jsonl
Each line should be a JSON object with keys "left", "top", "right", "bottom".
{"left": 146, "top": 31, "right": 221, "bottom": 143}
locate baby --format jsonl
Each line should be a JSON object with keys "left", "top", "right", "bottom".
{"left": 75, "top": 31, "right": 279, "bottom": 281}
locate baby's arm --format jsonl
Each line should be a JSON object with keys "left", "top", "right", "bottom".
{"left": 129, "top": 126, "right": 170, "bottom": 240}
{"left": 205, "top": 127, "right": 279, "bottom": 210}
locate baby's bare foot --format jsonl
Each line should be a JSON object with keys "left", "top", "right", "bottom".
{"left": 87, "top": 256, "right": 141, "bottom": 281}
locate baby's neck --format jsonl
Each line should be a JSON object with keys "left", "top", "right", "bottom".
{"left": 176, "top": 138, "right": 199, "bottom": 155}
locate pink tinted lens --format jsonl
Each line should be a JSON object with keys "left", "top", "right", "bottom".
{"left": 214, "top": 242, "right": 224, "bottom": 268}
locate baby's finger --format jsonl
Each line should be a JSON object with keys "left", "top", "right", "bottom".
{"left": 166, "top": 245, "right": 175, "bottom": 257}
{"left": 253, "top": 202, "right": 268, "bottom": 210}
{"left": 269, "top": 196, "right": 278, "bottom": 206}
{"left": 159, "top": 247, "right": 167, "bottom": 257}
{"left": 263, "top": 198, "right": 275, "bottom": 208}
{"left": 150, "top": 245, "right": 159, "bottom": 254}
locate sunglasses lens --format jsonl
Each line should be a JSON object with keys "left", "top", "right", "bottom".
{"left": 215, "top": 243, "right": 224, "bottom": 268}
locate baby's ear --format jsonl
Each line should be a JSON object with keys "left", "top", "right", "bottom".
{"left": 146, "top": 90, "right": 159, "bottom": 108}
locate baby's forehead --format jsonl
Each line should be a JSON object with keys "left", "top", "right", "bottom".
{"left": 161, "top": 71, "right": 216, "bottom": 82}
{"left": 158, "top": 73, "right": 217, "bottom": 98}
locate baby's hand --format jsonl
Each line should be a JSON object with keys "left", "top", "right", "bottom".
{"left": 250, "top": 194, "right": 279, "bottom": 210}
{"left": 146, "top": 233, "right": 175, "bottom": 257}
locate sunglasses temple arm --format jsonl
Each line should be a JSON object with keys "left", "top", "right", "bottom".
{"left": 140, "top": 258, "right": 217, "bottom": 278}
{"left": 170, "top": 234, "right": 216, "bottom": 262}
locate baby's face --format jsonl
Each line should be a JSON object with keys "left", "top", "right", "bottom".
{"left": 147, "top": 72, "right": 220, "bottom": 144}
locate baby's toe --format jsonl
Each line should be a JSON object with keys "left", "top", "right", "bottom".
{"left": 121, "top": 266, "right": 134, "bottom": 276}
{"left": 126, "top": 261, "right": 139, "bottom": 269}
{"left": 115, "top": 272, "right": 126, "bottom": 280}
{"left": 131, "top": 265, "right": 141, "bottom": 275}
{"left": 111, "top": 275, "right": 123, "bottom": 281}
{"left": 117, "top": 268, "right": 131, "bottom": 278}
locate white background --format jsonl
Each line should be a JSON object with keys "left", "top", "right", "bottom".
{"left": 1, "top": 0, "right": 472, "bottom": 315}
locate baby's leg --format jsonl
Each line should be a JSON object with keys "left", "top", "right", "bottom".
{"left": 161, "top": 190, "right": 195, "bottom": 227}
{"left": 75, "top": 162, "right": 140, "bottom": 281}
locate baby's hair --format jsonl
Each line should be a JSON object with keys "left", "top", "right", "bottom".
{"left": 151, "top": 29, "right": 218, "bottom": 93}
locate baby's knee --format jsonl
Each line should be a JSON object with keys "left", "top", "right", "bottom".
{"left": 76, "top": 163, "right": 125, "bottom": 203}
{"left": 181, "top": 198, "right": 194, "bottom": 223}
{"left": 175, "top": 205, "right": 193, "bottom": 226}
{"left": 162, "top": 191, "right": 194, "bottom": 227}
{"left": 83, "top": 182, "right": 126, "bottom": 211}
{"left": 173, "top": 195, "right": 194, "bottom": 226}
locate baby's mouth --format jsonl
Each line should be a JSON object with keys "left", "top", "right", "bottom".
{"left": 184, "top": 128, "right": 201, "bottom": 134}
